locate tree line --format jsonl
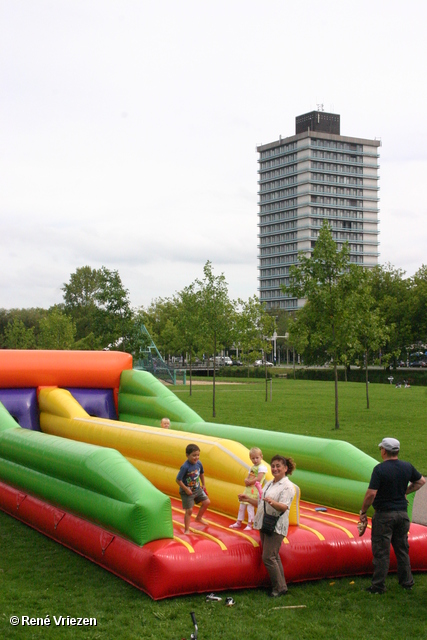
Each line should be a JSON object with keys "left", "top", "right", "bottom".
{"left": 287, "top": 223, "right": 427, "bottom": 428}
{"left": 1, "top": 230, "right": 426, "bottom": 422}
{"left": 0, "top": 262, "right": 275, "bottom": 417}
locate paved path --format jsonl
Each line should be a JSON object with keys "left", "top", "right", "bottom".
{"left": 412, "top": 481, "right": 427, "bottom": 526}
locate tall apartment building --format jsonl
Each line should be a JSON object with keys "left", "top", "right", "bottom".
{"left": 257, "top": 111, "right": 380, "bottom": 310}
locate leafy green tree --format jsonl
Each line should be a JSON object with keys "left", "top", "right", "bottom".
{"left": 369, "top": 264, "right": 412, "bottom": 366}
{"left": 287, "top": 223, "right": 353, "bottom": 429}
{"left": 94, "top": 267, "right": 133, "bottom": 351}
{"left": 3, "top": 318, "right": 36, "bottom": 349}
{"left": 62, "top": 266, "right": 101, "bottom": 343}
{"left": 287, "top": 311, "right": 309, "bottom": 379}
{"left": 173, "top": 284, "right": 203, "bottom": 396}
{"left": 272, "top": 310, "right": 294, "bottom": 366}
{"left": 343, "top": 268, "right": 389, "bottom": 408}
{"left": 62, "top": 266, "right": 133, "bottom": 351}
{"left": 0, "top": 307, "right": 47, "bottom": 347}
{"left": 37, "top": 308, "right": 76, "bottom": 350}
{"left": 236, "top": 296, "right": 276, "bottom": 378}
{"left": 195, "top": 261, "right": 236, "bottom": 417}
{"left": 140, "top": 297, "right": 180, "bottom": 359}
{"left": 410, "top": 265, "right": 427, "bottom": 345}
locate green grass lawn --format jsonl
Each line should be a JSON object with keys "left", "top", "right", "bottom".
{"left": 174, "top": 377, "right": 427, "bottom": 471}
{"left": 1, "top": 379, "right": 426, "bottom": 639}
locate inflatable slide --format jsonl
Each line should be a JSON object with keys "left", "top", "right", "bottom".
{"left": 0, "top": 350, "right": 426, "bottom": 599}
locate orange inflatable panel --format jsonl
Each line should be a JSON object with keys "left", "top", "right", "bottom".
{"left": 0, "top": 350, "right": 132, "bottom": 389}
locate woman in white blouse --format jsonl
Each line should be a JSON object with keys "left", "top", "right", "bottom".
{"left": 239, "top": 454, "right": 296, "bottom": 597}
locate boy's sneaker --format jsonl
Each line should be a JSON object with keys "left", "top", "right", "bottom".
{"left": 229, "top": 522, "right": 242, "bottom": 529}
{"left": 243, "top": 524, "right": 253, "bottom": 531}
{"left": 206, "top": 593, "right": 222, "bottom": 602}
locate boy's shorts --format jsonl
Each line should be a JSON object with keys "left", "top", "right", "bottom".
{"left": 180, "top": 486, "right": 208, "bottom": 509}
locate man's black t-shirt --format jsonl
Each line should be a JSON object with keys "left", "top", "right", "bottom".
{"left": 369, "top": 459, "right": 422, "bottom": 512}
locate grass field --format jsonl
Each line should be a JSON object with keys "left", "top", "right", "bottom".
{"left": 174, "top": 377, "right": 427, "bottom": 471}
{"left": 1, "top": 378, "right": 426, "bottom": 639}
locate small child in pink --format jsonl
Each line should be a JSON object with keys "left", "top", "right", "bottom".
{"left": 229, "top": 447, "right": 267, "bottom": 531}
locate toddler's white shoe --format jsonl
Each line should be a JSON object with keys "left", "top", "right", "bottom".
{"left": 229, "top": 522, "right": 242, "bottom": 529}
{"left": 206, "top": 593, "right": 222, "bottom": 602}
{"left": 243, "top": 524, "right": 253, "bottom": 531}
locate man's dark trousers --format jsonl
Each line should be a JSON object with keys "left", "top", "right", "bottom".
{"left": 371, "top": 510, "right": 413, "bottom": 591}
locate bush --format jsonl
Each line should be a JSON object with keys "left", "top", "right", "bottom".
{"left": 291, "top": 367, "right": 427, "bottom": 386}
{"left": 185, "top": 366, "right": 272, "bottom": 379}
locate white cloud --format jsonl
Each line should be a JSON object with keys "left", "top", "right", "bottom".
{"left": 1, "top": 0, "right": 427, "bottom": 309}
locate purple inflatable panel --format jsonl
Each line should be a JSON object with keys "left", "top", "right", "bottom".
{"left": 0, "top": 388, "right": 40, "bottom": 431}
{"left": 65, "top": 388, "right": 117, "bottom": 420}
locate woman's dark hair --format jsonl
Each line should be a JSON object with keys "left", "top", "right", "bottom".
{"left": 186, "top": 443, "right": 200, "bottom": 455}
{"left": 270, "top": 454, "right": 296, "bottom": 476}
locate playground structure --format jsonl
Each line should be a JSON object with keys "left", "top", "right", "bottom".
{"left": 1, "top": 349, "right": 427, "bottom": 599}
{"left": 133, "top": 322, "right": 175, "bottom": 384}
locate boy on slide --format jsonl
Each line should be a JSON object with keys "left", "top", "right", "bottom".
{"left": 176, "top": 444, "right": 210, "bottom": 534}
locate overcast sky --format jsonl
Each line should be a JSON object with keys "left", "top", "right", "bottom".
{"left": 1, "top": 0, "right": 426, "bottom": 310}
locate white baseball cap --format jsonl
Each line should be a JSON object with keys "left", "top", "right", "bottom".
{"left": 378, "top": 437, "right": 400, "bottom": 452}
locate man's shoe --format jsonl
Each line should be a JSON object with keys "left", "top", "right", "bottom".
{"left": 365, "top": 586, "right": 385, "bottom": 594}
{"left": 268, "top": 589, "right": 288, "bottom": 597}
{"left": 401, "top": 583, "right": 414, "bottom": 591}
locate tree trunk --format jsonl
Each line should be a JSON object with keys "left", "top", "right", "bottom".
{"left": 265, "top": 361, "right": 268, "bottom": 402}
{"left": 212, "top": 333, "right": 216, "bottom": 418}
{"left": 189, "top": 351, "right": 192, "bottom": 397}
{"left": 293, "top": 347, "right": 296, "bottom": 380}
{"left": 365, "top": 348, "right": 370, "bottom": 409}
{"left": 334, "top": 361, "right": 339, "bottom": 429}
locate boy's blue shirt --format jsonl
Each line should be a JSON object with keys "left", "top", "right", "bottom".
{"left": 176, "top": 460, "right": 204, "bottom": 492}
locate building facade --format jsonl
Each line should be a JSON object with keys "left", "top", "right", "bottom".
{"left": 257, "top": 111, "right": 380, "bottom": 310}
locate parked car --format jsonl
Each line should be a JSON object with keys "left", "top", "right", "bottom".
{"left": 409, "top": 360, "right": 427, "bottom": 367}
{"left": 231, "top": 359, "right": 243, "bottom": 366}
{"left": 211, "top": 356, "right": 233, "bottom": 366}
{"left": 254, "top": 360, "right": 273, "bottom": 367}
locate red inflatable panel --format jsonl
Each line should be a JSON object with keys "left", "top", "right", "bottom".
{"left": 2, "top": 482, "right": 427, "bottom": 599}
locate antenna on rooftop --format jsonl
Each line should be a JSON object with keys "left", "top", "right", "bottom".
{"left": 317, "top": 103, "right": 324, "bottom": 111}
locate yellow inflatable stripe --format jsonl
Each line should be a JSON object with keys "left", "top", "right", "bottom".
{"left": 302, "top": 515, "right": 354, "bottom": 538}
{"left": 298, "top": 524, "right": 325, "bottom": 541}
{"left": 300, "top": 507, "right": 372, "bottom": 530}
{"left": 172, "top": 536, "right": 195, "bottom": 553}
{"left": 189, "top": 528, "right": 227, "bottom": 550}
{"left": 172, "top": 519, "right": 226, "bottom": 550}
{"left": 171, "top": 505, "right": 259, "bottom": 547}
{"left": 39, "top": 388, "right": 301, "bottom": 525}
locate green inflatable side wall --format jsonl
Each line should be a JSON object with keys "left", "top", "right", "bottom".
{"left": 118, "top": 370, "right": 415, "bottom": 518}
{"left": 0, "top": 402, "right": 173, "bottom": 545}
{"left": 119, "top": 369, "right": 202, "bottom": 426}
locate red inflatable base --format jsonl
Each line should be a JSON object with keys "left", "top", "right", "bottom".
{"left": 2, "top": 481, "right": 427, "bottom": 600}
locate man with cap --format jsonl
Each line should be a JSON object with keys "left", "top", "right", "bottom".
{"left": 360, "top": 437, "right": 425, "bottom": 593}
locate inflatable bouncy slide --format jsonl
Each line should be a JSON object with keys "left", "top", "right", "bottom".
{"left": 1, "top": 350, "right": 427, "bottom": 599}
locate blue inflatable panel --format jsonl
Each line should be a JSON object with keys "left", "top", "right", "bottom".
{"left": 65, "top": 388, "right": 117, "bottom": 420}
{"left": 0, "top": 388, "right": 40, "bottom": 431}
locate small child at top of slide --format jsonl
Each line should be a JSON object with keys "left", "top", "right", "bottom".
{"left": 229, "top": 447, "right": 267, "bottom": 531}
